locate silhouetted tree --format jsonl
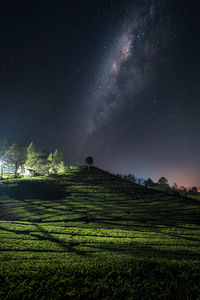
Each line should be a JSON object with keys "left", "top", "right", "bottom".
{"left": 127, "top": 174, "right": 136, "bottom": 182}
{"left": 158, "top": 177, "right": 168, "bottom": 185}
{"left": 188, "top": 186, "right": 198, "bottom": 195}
{"left": 116, "top": 173, "right": 123, "bottom": 179}
{"left": 192, "top": 186, "right": 198, "bottom": 194}
{"left": 137, "top": 178, "right": 143, "bottom": 185}
{"left": 145, "top": 178, "right": 155, "bottom": 188}
{"left": 157, "top": 177, "right": 169, "bottom": 190}
{"left": 179, "top": 185, "right": 187, "bottom": 193}
{"left": 172, "top": 183, "right": 178, "bottom": 190}
{"left": 85, "top": 156, "right": 93, "bottom": 170}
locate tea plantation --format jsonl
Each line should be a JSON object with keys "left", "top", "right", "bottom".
{"left": 0, "top": 167, "right": 199, "bottom": 299}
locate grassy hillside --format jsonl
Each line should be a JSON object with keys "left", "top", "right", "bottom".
{"left": 0, "top": 166, "right": 200, "bottom": 299}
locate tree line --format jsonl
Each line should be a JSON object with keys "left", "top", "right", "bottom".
{"left": 0, "top": 137, "right": 65, "bottom": 177}
{"left": 118, "top": 174, "right": 199, "bottom": 195}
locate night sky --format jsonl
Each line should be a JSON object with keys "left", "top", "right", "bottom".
{"left": 0, "top": 0, "right": 200, "bottom": 186}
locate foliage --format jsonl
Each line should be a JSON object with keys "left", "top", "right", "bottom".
{"left": 172, "top": 182, "right": 178, "bottom": 190}
{"left": 179, "top": 185, "right": 187, "bottom": 193}
{"left": 124, "top": 174, "right": 136, "bottom": 182}
{"left": 48, "top": 150, "right": 66, "bottom": 174}
{"left": 25, "top": 143, "right": 65, "bottom": 176}
{"left": 35, "top": 149, "right": 50, "bottom": 175}
{"left": 25, "top": 142, "right": 38, "bottom": 173}
{"left": 145, "top": 177, "right": 155, "bottom": 188}
{"left": 187, "top": 186, "right": 198, "bottom": 195}
{"left": 157, "top": 176, "right": 169, "bottom": 191}
{"left": 4, "top": 143, "right": 27, "bottom": 175}
{"left": 0, "top": 259, "right": 199, "bottom": 300}
{"left": 158, "top": 176, "right": 168, "bottom": 185}
{"left": 0, "top": 136, "right": 8, "bottom": 158}
{"left": 85, "top": 156, "right": 94, "bottom": 169}
{"left": 25, "top": 143, "right": 49, "bottom": 175}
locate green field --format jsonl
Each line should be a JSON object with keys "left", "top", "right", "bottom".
{"left": 0, "top": 166, "right": 199, "bottom": 299}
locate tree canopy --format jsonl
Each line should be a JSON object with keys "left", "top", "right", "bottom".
{"left": 0, "top": 139, "right": 67, "bottom": 177}
{"left": 85, "top": 156, "right": 93, "bottom": 170}
{"left": 4, "top": 144, "right": 27, "bottom": 175}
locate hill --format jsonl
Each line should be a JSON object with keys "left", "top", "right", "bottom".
{"left": 0, "top": 166, "right": 200, "bottom": 299}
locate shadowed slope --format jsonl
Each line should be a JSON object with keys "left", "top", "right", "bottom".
{"left": 0, "top": 166, "right": 199, "bottom": 261}
{"left": 0, "top": 167, "right": 200, "bottom": 299}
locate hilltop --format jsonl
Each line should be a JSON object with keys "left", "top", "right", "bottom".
{"left": 0, "top": 166, "right": 200, "bottom": 299}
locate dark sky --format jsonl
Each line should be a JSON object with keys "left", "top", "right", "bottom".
{"left": 0, "top": 0, "right": 200, "bottom": 186}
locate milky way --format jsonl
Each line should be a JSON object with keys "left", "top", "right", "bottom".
{"left": 85, "top": 0, "right": 168, "bottom": 138}
{"left": 1, "top": 1, "right": 200, "bottom": 186}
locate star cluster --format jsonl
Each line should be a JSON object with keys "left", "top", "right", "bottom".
{"left": 84, "top": 0, "right": 169, "bottom": 138}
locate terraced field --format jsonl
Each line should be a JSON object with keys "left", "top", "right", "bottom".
{"left": 0, "top": 167, "right": 199, "bottom": 299}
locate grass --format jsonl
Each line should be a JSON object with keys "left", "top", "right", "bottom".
{"left": 0, "top": 166, "right": 199, "bottom": 299}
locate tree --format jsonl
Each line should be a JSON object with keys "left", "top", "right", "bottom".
{"left": 157, "top": 176, "right": 169, "bottom": 190}
{"left": 158, "top": 177, "right": 168, "bottom": 185}
{"left": 48, "top": 153, "right": 54, "bottom": 173}
{"left": 127, "top": 174, "right": 136, "bottom": 182}
{"left": 48, "top": 150, "right": 66, "bottom": 174}
{"left": 0, "top": 137, "right": 8, "bottom": 158}
{"left": 27, "top": 142, "right": 36, "bottom": 155}
{"left": 188, "top": 186, "right": 198, "bottom": 195}
{"left": 85, "top": 156, "right": 93, "bottom": 170}
{"left": 57, "top": 152, "right": 66, "bottom": 173}
{"left": 172, "top": 183, "right": 178, "bottom": 191}
{"left": 192, "top": 186, "right": 198, "bottom": 194}
{"left": 25, "top": 143, "right": 66, "bottom": 176}
{"left": 137, "top": 178, "right": 143, "bottom": 185}
{"left": 0, "top": 137, "right": 8, "bottom": 177}
{"left": 25, "top": 142, "right": 38, "bottom": 173}
{"left": 34, "top": 149, "right": 50, "bottom": 175}
{"left": 4, "top": 144, "right": 27, "bottom": 176}
{"left": 116, "top": 173, "right": 123, "bottom": 179}
{"left": 145, "top": 178, "right": 155, "bottom": 188}
{"left": 25, "top": 143, "right": 50, "bottom": 175}
{"left": 179, "top": 185, "right": 187, "bottom": 193}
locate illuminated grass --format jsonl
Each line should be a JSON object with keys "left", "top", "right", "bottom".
{"left": 0, "top": 166, "right": 199, "bottom": 299}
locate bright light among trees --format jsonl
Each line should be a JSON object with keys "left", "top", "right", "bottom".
{"left": 0, "top": 139, "right": 67, "bottom": 178}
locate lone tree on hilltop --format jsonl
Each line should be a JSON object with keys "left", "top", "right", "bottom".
{"left": 85, "top": 156, "right": 93, "bottom": 170}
